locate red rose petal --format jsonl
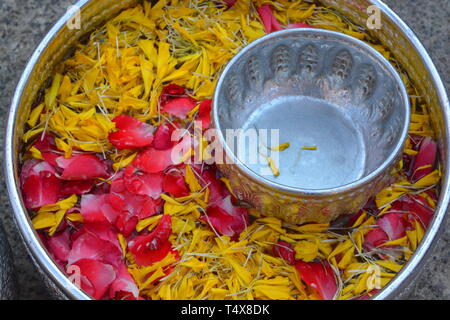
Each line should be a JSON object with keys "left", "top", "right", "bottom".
{"left": 108, "top": 115, "right": 154, "bottom": 150}
{"left": 47, "top": 230, "right": 71, "bottom": 263}
{"left": 20, "top": 159, "right": 57, "bottom": 183}
{"left": 133, "top": 136, "right": 191, "bottom": 173}
{"left": 377, "top": 212, "right": 406, "bottom": 241}
{"left": 203, "top": 196, "right": 248, "bottom": 237}
{"left": 21, "top": 159, "right": 61, "bottom": 209}
{"left": 71, "top": 259, "right": 116, "bottom": 300}
{"left": 20, "top": 159, "right": 38, "bottom": 185}
{"left": 81, "top": 223, "right": 122, "bottom": 252}
{"left": 200, "top": 168, "right": 230, "bottom": 204}
{"left": 295, "top": 261, "right": 337, "bottom": 300}
{"left": 162, "top": 172, "right": 190, "bottom": 197}
{"left": 133, "top": 148, "right": 175, "bottom": 173}
{"left": 68, "top": 232, "right": 122, "bottom": 266}
{"left": 197, "top": 99, "right": 212, "bottom": 129}
{"left": 224, "top": 0, "right": 237, "bottom": 6}
{"left": 363, "top": 228, "right": 389, "bottom": 250}
{"left": 152, "top": 122, "right": 178, "bottom": 150}
{"left": 80, "top": 194, "right": 121, "bottom": 224}
{"left": 134, "top": 196, "right": 163, "bottom": 219}
{"left": 272, "top": 241, "right": 295, "bottom": 265}
{"left": 402, "top": 194, "right": 435, "bottom": 228}
{"left": 411, "top": 137, "right": 437, "bottom": 182}
{"left": 33, "top": 133, "right": 56, "bottom": 152}
{"left": 115, "top": 211, "right": 138, "bottom": 237}
{"left": 109, "top": 263, "right": 139, "bottom": 300}
{"left": 56, "top": 154, "right": 109, "bottom": 180}
{"left": 41, "top": 152, "right": 60, "bottom": 167}
{"left": 134, "top": 240, "right": 172, "bottom": 266}
{"left": 111, "top": 174, "right": 163, "bottom": 220}
{"left": 129, "top": 214, "right": 172, "bottom": 266}
{"left": 159, "top": 84, "right": 187, "bottom": 105}
{"left": 123, "top": 172, "right": 163, "bottom": 199}
{"left": 162, "top": 97, "right": 197, "bottom": 119}
{"left": 61, "top": 180, "right": 95, "bottom": 195}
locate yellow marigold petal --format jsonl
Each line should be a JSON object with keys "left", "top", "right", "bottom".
{"left": 253, "top": 284, "right": 292, "bottom": 300}
{"left": 136, "top": 214, "right": 163, "bottom": 232}
{"left": 117, "top": 233, "right": 127, "bottom": 257}
{"left": 413, "top": 170, "right": 440, "bottom": 188}
{"left": 49, "top": 209, "right": 66, "bottom": 235}
{"left": 66, "top": 213, "right": 83, "bottom": 222}
{"left": 185, "top": 164, "right": 202, "bottom": 192}
{"left": 337, "top": 247, "right": 355, "bottom": 269}
{"left": 381, "top": 236, "right": 408, "bottom": 247}
{"left": 45, "top": 73, "right": 63, "bottom": 108}
{"left": 179, "top": 257, "right": 207, "bottom": 272}
{"left": 269, "top": 142, "right": 290, "bottom": 151}
{"left": 29, "top": 146, "right": 43, "bottom": 160}
{"left": 32, "top": 212, "right": 56, "bottom": 230}
{"left": 112, "top": 152, "right": 138, "bottom": 171}
{"left": 328, "top": 239, "right": 353, "bottom": 259}
{"left": 27, "top": 103, "right": 45, "bottom": 127}
{"left": 375, "top": 260, "right": 403, "bottom": 273}
{"left": 294, "top": 240, "right": 319, "bottom": 262}
{"left": 23, "top": 128, "right": 44, "bottom": 143}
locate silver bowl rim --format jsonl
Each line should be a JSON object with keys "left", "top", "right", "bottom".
{"left": 3, "top": 0, "right": 449, "bottom": 300}
{"left": 213, "top": 28, "right": 411, "bottom": 196}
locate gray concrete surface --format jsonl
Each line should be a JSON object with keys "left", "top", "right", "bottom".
{"left": 0, "top": 0, "right": 448, "bottom": 299}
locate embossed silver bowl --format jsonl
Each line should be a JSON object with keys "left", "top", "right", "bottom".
{"left": 213, "top": 29, "right": 410, "bottom": 224}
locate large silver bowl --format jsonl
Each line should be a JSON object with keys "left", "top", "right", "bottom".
{"left": 213, "top": 28, "right": 410, "bottom": 224}
{"left": 4, "top": 0, "right": 450, "bottom": 299}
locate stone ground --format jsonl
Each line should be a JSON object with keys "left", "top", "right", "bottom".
{"left": 0, "top": 0, "right": 448, "bottom": 299}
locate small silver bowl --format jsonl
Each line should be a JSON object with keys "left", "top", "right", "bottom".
{"left": 213, "top": 29, "right": 410, "bottom": 224}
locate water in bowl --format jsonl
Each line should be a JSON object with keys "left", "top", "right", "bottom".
{"left": 240, "top": 95, "right": 366, "bottom": 190}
